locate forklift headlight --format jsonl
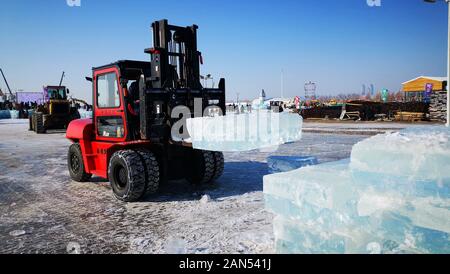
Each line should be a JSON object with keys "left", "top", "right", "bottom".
{"left": 208, "top": 99, "right": 219, "bottom": 105}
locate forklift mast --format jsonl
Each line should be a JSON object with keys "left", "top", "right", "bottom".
{"left": 145, "top": 19, "right": 202, "bottom": 90}
{"left": 139, "top": 19, "right": 226, "bottom": 142}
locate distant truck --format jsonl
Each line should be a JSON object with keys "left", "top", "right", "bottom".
{"left": 29, "top": 86, "right": 80, "bottom": 133}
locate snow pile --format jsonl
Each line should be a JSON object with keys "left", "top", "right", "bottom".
{"left": 267, "top": 156, "right": 318, "bottom": 174}
{"left": 264, "top": 126, "right": 450, "bottom": 254}
{"left": 186, "top": 111, "right": 303, "bottom": 152}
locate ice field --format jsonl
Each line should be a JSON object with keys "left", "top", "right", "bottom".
{"left": 2, "top": 118, "right": 447, "bottom": 254}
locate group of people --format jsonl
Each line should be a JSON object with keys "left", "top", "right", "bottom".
{"left": 0, "top": 100, "right": 39, "bottom": 118}
{"left": 227, "top": 103, "right": 252, "bottom": 114}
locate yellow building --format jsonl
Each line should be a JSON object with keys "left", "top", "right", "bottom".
{"left": 402, "top": 76, "right": 447, "bottom": 101}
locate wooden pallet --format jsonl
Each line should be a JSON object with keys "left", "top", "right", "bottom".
{"left": 394, "top": 112, "right": 425, "bottom": 122}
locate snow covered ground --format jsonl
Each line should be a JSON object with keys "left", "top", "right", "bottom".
{"left": 0, "top": 119, "right": 419, "bottom": 254}
{"left": 303, "top": 120, "right": 430, "bottom": 135}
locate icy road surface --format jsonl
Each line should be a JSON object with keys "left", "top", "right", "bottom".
{"left": 0, "top": 119, "right": 415, "bottom": 254}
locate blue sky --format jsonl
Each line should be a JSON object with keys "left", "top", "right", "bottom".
{"left": 0, "top": 0, "right": 448, "bottom": 102}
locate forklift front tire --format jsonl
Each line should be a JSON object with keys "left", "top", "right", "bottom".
{"left": 68, "top": 143, "right": 92, "bottom": 182}
{"left": 109, "top": 150, "right": 147, "bottom": 202}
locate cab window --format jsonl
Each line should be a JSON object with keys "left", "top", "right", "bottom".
{"left": 97, "top": 73, "right": 120, "bottom": 108}
{"left": 97, "top": 117, "right": 125, "bottom": 138}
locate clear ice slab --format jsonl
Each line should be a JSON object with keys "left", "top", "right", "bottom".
{"left": 78, "top": 110, "right": 93, "bottom": 119}
{"left": 267, "top": 156, "right": 318, "bottom": 174}
{"left": 186, "top": 111, "right": 303, "bottom": 152}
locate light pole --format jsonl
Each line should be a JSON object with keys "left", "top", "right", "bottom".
{"left": 425, "top": 0, "right": 450, "bottom": 126}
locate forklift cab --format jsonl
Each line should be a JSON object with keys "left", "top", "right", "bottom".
{"left": 91, "top": 61, "right": 150, "bottom": 142}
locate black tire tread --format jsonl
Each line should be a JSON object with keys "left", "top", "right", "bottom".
{"left": 201, "top": 151, "right": 215, "bottom": 184}
{"left": 28, "top": 115, "right": 33, "bottom": 131}
{"left": 109, "top": 150, "right": 146, "bottom": 202}
{"left": 134, "top": 149, "right": 160, "bottom": 195}
{"left": 34, "top": 112, "right": 46, "bottom": 134}
{"left": 211, "top": 152, "right": 225, "bottom": 182}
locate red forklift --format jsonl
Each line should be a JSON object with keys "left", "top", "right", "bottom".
{"left": 66, "top": 20, "right": 226, "bottom": 202}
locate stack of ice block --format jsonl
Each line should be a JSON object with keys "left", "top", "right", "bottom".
{"left": 267, "top": 156, "right": 318, "bottom": 174}
{"left": 264, "top": 126, "right": 450, "bottom": 254}
{"left": 0, "top": 110, "right": 11, "bottom": 119}
{"left": 9, "top": 110, "right": 19, "bottom": 119}
{"left": 186, "top": 111, "right": 303, "bottom": 152}
{"left": 78, "top": 110, "right": 93, "bottom": 119}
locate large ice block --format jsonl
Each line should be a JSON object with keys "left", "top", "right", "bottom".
{"left": 264, "top": 126, "right": 450, "bottom": 254}
{"left": 267, "top": 156, "right": 318, "bottom": 174}
{"left": 273, "top": 213, "right": 450, "bottom": 254}
{"left": 350, "top": 126, "right": 450, "bottom": 184}
{"left": 186, "top": 111, "right": 303, "bottom": 152}
{"left": 9, "top": 110, "right": 19, "bottom": 119}
{"left": 264, "top": 160, "right": 361, "bottom": 230}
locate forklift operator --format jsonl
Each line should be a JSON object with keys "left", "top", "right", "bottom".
{"left": 127, "top": 81, "right": 140, "bottom": 116}
{"left": 127, "top": 81, "right": 140, "bottom": 137}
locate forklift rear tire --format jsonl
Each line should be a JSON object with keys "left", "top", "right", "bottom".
{"left": 34, "top": 112, "right": 46, "bottom": 134}
{"left": 68, "top": 143, "right": 92, "bottom": 182}
{"left": 135, "top": 149, "right": 160, "bottom": 195}
{"left": 186, "top": 150, "right": 215, "bottom": 184}
{"left": 109, "top": 150, "right": 147, "bottom": 202}
{"left": 29, "top": 116, "right": 33, "bottom": 131}
{"left": 212, "top": 152, "right": 225, "bottom": 181}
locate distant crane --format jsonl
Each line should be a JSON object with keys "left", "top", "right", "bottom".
{"left": 59, "top": 71, "right": 65, "bottom": 86}
{"left": 0, "top": 68, "right": 14, "bottom": 99}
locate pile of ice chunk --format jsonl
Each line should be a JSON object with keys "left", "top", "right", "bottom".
{"left": 0, "top": 110, "right": 11, "bottom": 119}
{"left": 186, "top": 111, "right": 303, "bottom": 152}
{"left": 78, "top": 109, "right": 93, "bottom": 119}
{"left": 264, "top": 126, "right": 450, "bottom": 254}
{"left": 267, "top": 156, "right": 318, "bottom": 174}
{"left": 0, "top": 110, "right": 33, "bottom": 119}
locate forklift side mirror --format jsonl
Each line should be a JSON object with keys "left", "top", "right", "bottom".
{"left": 85, "top": 77, "right": 93, "bottom": 82}
{"left": 66, "top": 89, "right": 70, "bottom": 94}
